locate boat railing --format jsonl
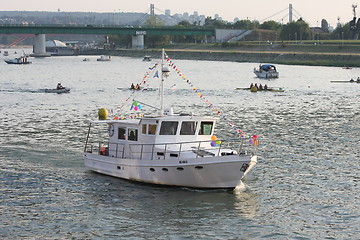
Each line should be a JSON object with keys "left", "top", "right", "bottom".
{"left": 86, "top": 138, "right": 256, "bottom": 160}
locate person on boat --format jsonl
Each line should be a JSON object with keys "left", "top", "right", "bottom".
{"left": 249, "top": 83, "right": 254, "bottom": 88}
{"left": 357, "top": 77, "right": 360, "bottom": 82}
{"left": 131, "top": 83, "right": 135, "bottom": 89}
{"left": 254, "top": 83, "right": 258, "bottom": 89}
{"left": 264, "top": 84, "right": 268, "bottom": 90}
{"left": 56, "top": 83, "right": 65, "bottom": 90}
{"left": 350, "top": 78, "right": 355, "bottom": 82}
{"left": 259, "top": 84, "right": 263, "bottom": 90}
{"left": 135, "top": 84, "right": 140, "bottom": 90}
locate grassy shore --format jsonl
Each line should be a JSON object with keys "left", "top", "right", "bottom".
{"left": 87, "top": 40, "right": 360, "bottom": 67}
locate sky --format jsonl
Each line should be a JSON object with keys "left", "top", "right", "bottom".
{"left": 3, "top": 0, "right": 359, "bottom": 27}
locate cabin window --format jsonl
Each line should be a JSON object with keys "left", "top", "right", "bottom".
{"left": 118, "top": 127, "right": 126, "bottom": 140}
{"left": 128, "top": 129, "right": 138, "bottom": 141}
{"left": 159, "top": 121, "right": 178, "bottom": 135}
{"left": 141, "top": 124, "right": 157, "bottom": 135}
{"left": 142, "top": 124, "right": 147, "bottom": 134}
{"left": 180, "top": 121, "right": 197, "bottom": 135}
{"left": 199, "top": 121, "right": 213, "bottom": 135}
{"left": 148, "top": 124, "right": 157, "bottom": 135}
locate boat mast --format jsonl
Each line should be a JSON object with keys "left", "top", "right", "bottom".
{"left": 160, "top": 49, "right": 165, "bottom": 115}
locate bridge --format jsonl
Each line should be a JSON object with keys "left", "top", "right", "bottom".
{"left": 0, "top": 24, "right": 215, "bottom": 56}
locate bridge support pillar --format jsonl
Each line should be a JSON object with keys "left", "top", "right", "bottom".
{"left": 132, "top": 34, "right": 144, "bottom": 49}
{"left": 31, "top": 34, "right": 51, "bottom": 57}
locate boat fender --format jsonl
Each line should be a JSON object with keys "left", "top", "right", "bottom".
{"left": 98, "top": 108, "right": 108, "bottom": 120}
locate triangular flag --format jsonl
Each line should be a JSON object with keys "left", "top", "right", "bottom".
{"left": 153, "top": 70, "right": 159, "bottom": 78}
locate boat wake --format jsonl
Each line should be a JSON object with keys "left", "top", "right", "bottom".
{"left": 0, "top": 88, "right": 41, "bottom": 93}
{"left": 0, "top": 88, "right": 70, "bottom": 94}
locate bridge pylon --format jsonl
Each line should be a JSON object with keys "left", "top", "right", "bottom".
{"left": 30, "top": 34, "right": 51, "bottom": 57}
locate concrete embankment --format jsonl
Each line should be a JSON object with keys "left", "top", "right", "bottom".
{"left": 82, "top": 48, "right": 360, "bottom": 67}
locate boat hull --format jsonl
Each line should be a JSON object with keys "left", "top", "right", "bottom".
{"left": 254, "top": 71, "right": 279, "bottom": 78}
{"left": 4, "top": 60, "right": 32, "bottom": 64}
{"left": 235, "top": 87, "right": 284, "bottom": 92}
{"left": 44, "top": 88, "right": 70, "bottom": 93}
{"left": 83, "top": 153, "right": 257, "bottom": 189}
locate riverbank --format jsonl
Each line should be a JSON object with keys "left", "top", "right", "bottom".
{"left": 82, "top": 42, "right": 360, "bottom": 67}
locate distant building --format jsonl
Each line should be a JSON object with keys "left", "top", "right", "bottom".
{"left": 46, "top": 40, "right": 78, "bottom": 56}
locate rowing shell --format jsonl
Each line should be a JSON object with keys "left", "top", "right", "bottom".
{"left": 330, "top": 80, "right": 360, "bottom": 83}
{"left": 235, "top": 87, "right": 285, "bottom": 92}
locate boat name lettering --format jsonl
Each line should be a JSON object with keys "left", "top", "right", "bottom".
{"left": 179, "top": 160, "right": 188, "bottom": 164}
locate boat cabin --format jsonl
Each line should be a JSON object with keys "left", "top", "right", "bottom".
{"left": 87, "top": 114, "right": 218, "bottom": 160}
{"left": 108, "top": 115, "right": 215, "bottom": 143}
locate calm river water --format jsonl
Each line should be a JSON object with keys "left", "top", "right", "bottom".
{"left": 0, "top": 48, "right": 359, "bottom": 239}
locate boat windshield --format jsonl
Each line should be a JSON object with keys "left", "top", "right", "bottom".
{"left": 159, "top": 121, "right": 178, "bottom": 135}
{"left": 180, "top": 121, "right": 197, "bottom": 135}
{"left": 199, "top": 121, "right": 213, "bottom": 135}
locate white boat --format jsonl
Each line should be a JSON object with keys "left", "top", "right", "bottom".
{"left": 83, "top": 49, "right": 258, "bottom": 189}
{"left": 44, "top": 87, "right": 70, "bottom": 93}
{"left": 254, "top": 64, "right": 279, "bottom": 78}
{"left": 97, "top": 55, "right": 111, "bottom": 61}
{"left": 143, "top": 56, "right": 152, "bottom": 61}
{"left": 4, "top": 55, "right": 32, "bottom": 65}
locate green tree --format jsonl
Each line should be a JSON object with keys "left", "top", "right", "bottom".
{"left": 321, "top": 19, "right": 329, "bottom": 32}
{"left": 233, "top": 19, "right": 259, "bottom": 30}
{"left": 330, "top": 23, "right": 351, "bottom": 40}
{"left": 259, "top": 20, "right": 282, "bottom": 31}
{"left": 280, "top": 19, "right": 311, "bottom": 40}
{"left": 109, "top": 35, "right": 132, "bottom": 48}
{"left": 204, "top": 17, "right": 228, "bottom": 28}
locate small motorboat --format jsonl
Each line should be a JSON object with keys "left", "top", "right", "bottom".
{"left": 143, "top": 56, "right": 152, "bottom": 61}
{"left": 44, "top": 87, "right": 71, "bottom": 94}
{"left": 4, "top": 55, "right": 32, "bottom": 65}
{"left": 97, "top": 55, "right": 111, "bottom": 61}
{"left": 254, "top": 64, "right": 279, "bottom": 78}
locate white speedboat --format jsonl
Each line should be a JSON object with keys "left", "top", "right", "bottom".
{"left": 83, "top": 50, "right": 258, "bottom": 189}
{"left": 143, "top": 55, "right": 152, "bottom": 61}
{"left": 254, "top": 64, "right": 279, "bottom": 78}
{"left": 97, "top": 55, "right": 111, "bottom": 61}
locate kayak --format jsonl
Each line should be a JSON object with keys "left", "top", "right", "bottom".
{"left": 117, "top": 87, "right": 157, "bottom": 91}
{"left": 235, "top": 87, "right": 285, "bottom": 92}
{"left": 44, "top": 88, "right": 70, "bottom": 93}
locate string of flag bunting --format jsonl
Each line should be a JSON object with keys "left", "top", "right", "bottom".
{"left": 112, "top": 51, "right": 258, "bottom": 144}
{"left": 164, "top": 52, "right": 256, "bottom": 140}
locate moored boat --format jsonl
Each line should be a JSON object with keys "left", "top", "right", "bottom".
{"left": 83, "top": 49, "right": 259, "bottom": 189}
{"left": 254, "top": 64, "right": 279, "bottom": 78}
